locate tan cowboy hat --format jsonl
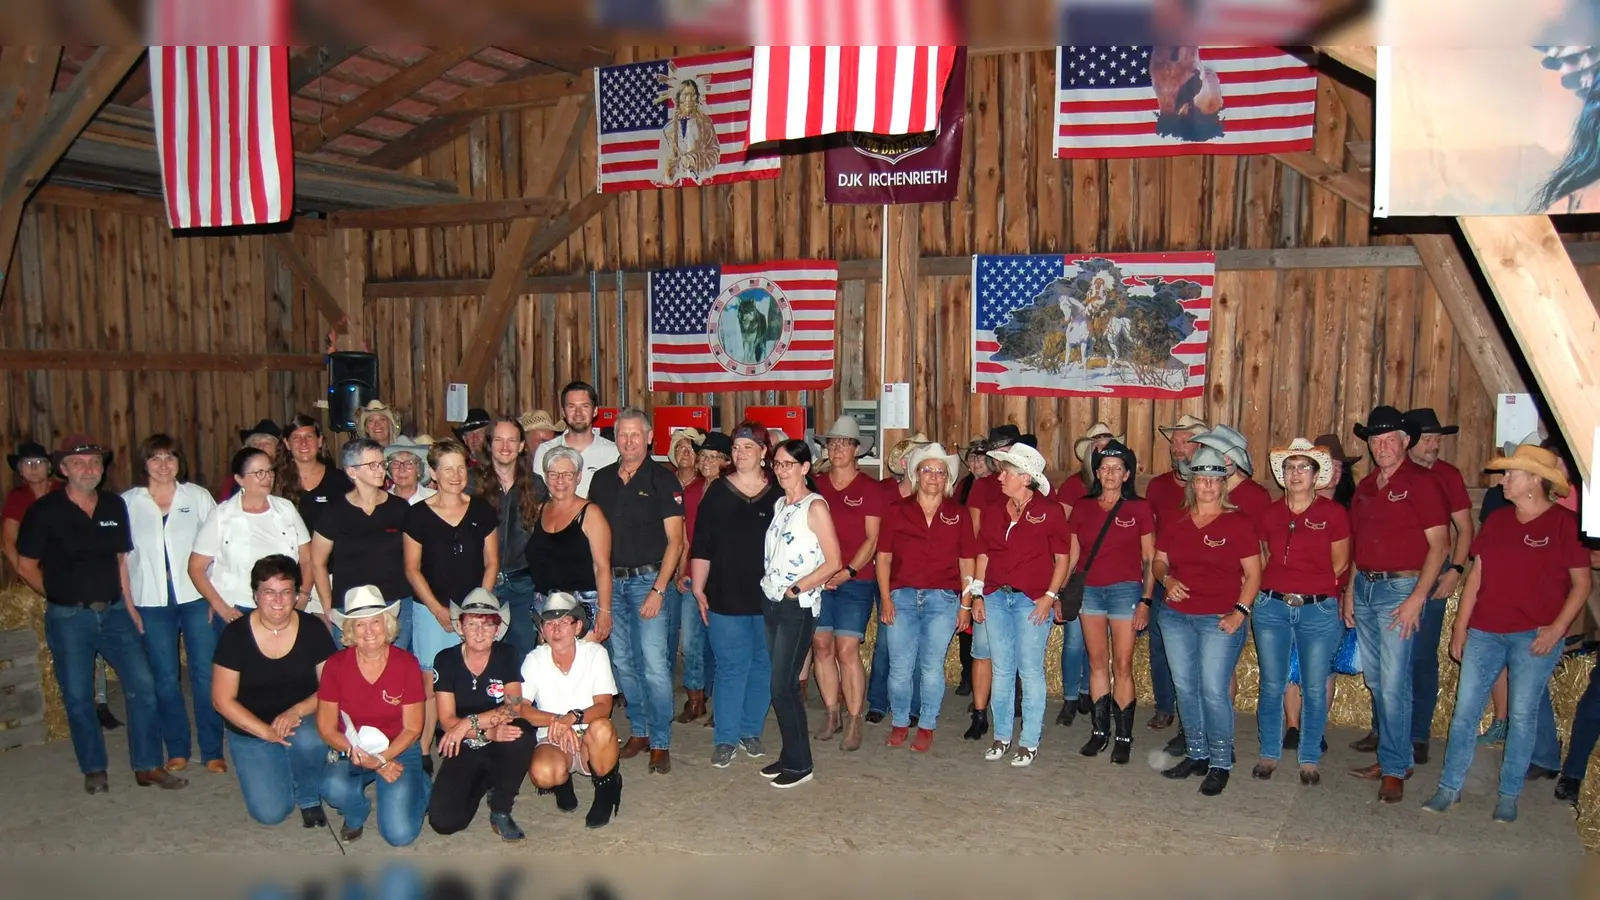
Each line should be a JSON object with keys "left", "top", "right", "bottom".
{"left": 356, "top": 400, "right": 403, "bottom": 442}
{"left": 1269, "top": 438, "right": 1334, "bottom": 491}
{"left": 411, "top": 433, "right": 437, "bottom": 446}
{"left": 329, "top": 585, "right": 400, "bottom": 629}
{"left": 884, "top": 432, "right": 932, "bottom": 477}
{"left": 1159, "top": 413, "right": 1209, "bottom": 440}
{"left": 1486, "top": 445, "right": 1571, "bottom": 497}
{"left": 906, "top": 442, "right": 961, "bottom": 495}
{"left": 517, "top": 409, "right": 560, "bottom": 436}
{"left": 451, "top": 588, "right": 511, "bottom": 641}
{"left": 668, "top": 427, "right": 707, "bottom": 460}
{"left": 1073, "top": 423, "right": 1124, "bottom": 463}
{"left": 814, "top": 415, "right": 875, "bottom": 456}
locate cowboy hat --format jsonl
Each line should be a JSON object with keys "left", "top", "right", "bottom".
{"left": 1311, "top": 432, "right": 1360, "bottom": 466}
{"left": 1185, "top": 446, "right": 1233, "bottom": 478}
{"left": 329, "top": 584, "right": 400, "bottom": 629}
{"left": 411, "top": 433, "right": 437, "bottom": 446}
{"left": 356, "top": 400, "right": 402, "bottom": 442}
{"left": 885, "top": 432, "right": 933, "bottom": 477}
{"left": 1090, "top": 439, "right": 1138, "bottom": 474}
{"left": 1073, "top": 423, "right": 1125, "bottom": 463}
{"left": 453, "top": 408, "right": 493, "bottom": 440}
{"left": 1402, "top": 408, "right": 1459, "bottom": 436}
{"left": 517, "top": 409, "right": 560, "bottom": 436}
{"left": 668, "top": 427, "right": 707, "bottom": 461}
{"left": 51, "top": 434, "right": 113, "bottom": 469}
{"left": 814, "top": 415, "right": 875, "bottom": 456}
{"left": 7, "top": 441, "right": 48, "bottom": 472}
{"left": 1158, "top": 413, "right": 1209, "bottom": 440}
{"left": 1353, "top": 405, "right": 1419, "bottom": 448}
{"left": 451, "top": 587, "right": 510, "bottom": 641}
{"left": 238, "top": 419, "right": 281, "bottom": 445}
{"left": 383, "top": 436, "right": 433, "bottom": 485}
{"left": 961, "top": 434, "right": 989, "bottom": 460}
{"left": 539, "top": 591, "right": 590, "bottom": 628}
{"left": 984, "top": 424, "right": 1039, "bottom": 451}
{"left": 905, "top": 442, "right": 961, "bottom": 495}
{"left": 1190, "top": 424, "right": 1254, "bottom": 476}
{"left": 1486, "top": 445, "right": 1571, "bottom": 497}
{"left": 1269, "top": 438, "right": 1334, "bottom": 490}
{"left": 987, "top": 443, "right": 1051, "bottom": 496}
{"left": 699, "top": 431, "right": 734, "bottom": 456}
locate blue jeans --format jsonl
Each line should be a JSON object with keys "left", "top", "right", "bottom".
{"left": 1411, "top": 596, "right": 1449, "bottom": 744}
{"left": 1058, "top": 617, "right": 1088, "bottom": 699}
{"left": 1563, "top": 664, "right": 1600, "bottom": 781}
{"left": 1351, "top": 572, "right": 1419, "bottom": 776}
{"left": 1252, "top": 593, "right": 1344, "bottom": 766}
{"left": 1159, "top": 606, "right": 1247, "bottom": 769}
{"left": 678, "top": 585, "right": 715, "bottom": 693}
{"left": 139, "top": 600, "right": 224, "bottom": 763}
{"left": 1438, "top": 628, "right": 1564, "bottom": 799}
{"left": 884, "top": 588, "right": 958, "bottom": 728}
{"left": 321, "top": 743, "right": 430, "bottom": 846}
{"left": 868, "top": 596, "right": 920, "bottom": 716}
{"left": 608, "top": 573, "right": 674, "bottom": 749}
{"left": 1145, "top": 582, "right": 1176, "bottom": 714}
{"left": 497, "top": 571, "right": 540, "bottom": 661}
{"left": 44, "top": 602, "right": 162, "bottom": 774}
{"left": 707, "top": 612, "right": 771, "bottom": 747}
{"left": 230, "top": 725, "right": 329, "bottom": 825}
{"left": 983, "top": 589, "right": 1052, "bottom": 748}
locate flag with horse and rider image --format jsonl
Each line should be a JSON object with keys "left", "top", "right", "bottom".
{"left": 970, "top": 252, "right": 1213, "bottom": 399}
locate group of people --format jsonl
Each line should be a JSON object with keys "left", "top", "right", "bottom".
{"left": 6, "top": 380, "right": 1597, "bottom": 844}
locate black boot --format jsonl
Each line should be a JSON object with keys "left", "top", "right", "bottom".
{"left": 96, "top": 702, "right": 122, "bottom": 730}
{"left": 1109, "top": 699, "right": 1135, "bottom": 765}
{"left": 1076, "top": 692, "right": 1093, "bottom": 716}
{"left": 1055, "top": 701, "right": 1077, "bottom": 727}
{"left": 1199, "top": 766, "right": 1231, "bottom": 796}
{"left": 552, "top": 780, "right": 579, "bottom": 813}
{"left": 963, "top": 708, "right": 989, "bottom": 741}
{"left": 1079, "top": 696, "right": 1112, "bottom": 757}
{"left": 1164, "top": 728, "right": 1187, "bottom": 757}
{"left": 586, "top": 769, "right": 622, "bottom": 829}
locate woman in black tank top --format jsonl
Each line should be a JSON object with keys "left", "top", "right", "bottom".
{"left": 527, "top": 446, "right": 614, "bottom": 641}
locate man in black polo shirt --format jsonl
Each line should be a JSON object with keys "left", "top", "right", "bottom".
{"left": 16, "top": 435, "right": 186, "bottom": 794}
{"left": 588, "top": 407, "right": 685, "bottom": 774}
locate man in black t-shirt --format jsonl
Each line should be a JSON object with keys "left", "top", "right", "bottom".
{"left": 588, "top": 408, "right": 686, "bottom": 774}
{"left": 15, "top": 435, "right": 185, "bottom": 794}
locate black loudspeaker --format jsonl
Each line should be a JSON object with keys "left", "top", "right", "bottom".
{"left": 328, "top": 351, "right": 379, "bottom": 433}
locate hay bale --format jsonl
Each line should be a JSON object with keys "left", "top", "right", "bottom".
{"left": 0, "top": 586, "right": 66, "bottom": 744}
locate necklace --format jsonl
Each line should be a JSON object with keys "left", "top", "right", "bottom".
{"left": 256, "top": 612, "right": 289, "bottom": 636}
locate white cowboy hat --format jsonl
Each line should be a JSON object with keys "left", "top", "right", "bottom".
{"left": 884, "top": 432, "right": 933, "bottom": 477}
{"left": 383, "top": 436, "right": 433, "bottom": 485}
{"left": 1185, "top": 446, "right": 1234, "bottom": 479}
{"left": 1073, "top": 423, "right": 1125, "bottom": 463}
{"left": 1191, "top": 424, "right": 1254, "bottom": 476}
{"left": 1268, "top": 438, "right": 1334, "bottom": 491}
{"left": 905, "top": 442, "right": 961, "bottom": 495}
{"left": 450, "top": 587, "right": 511, "bottom": 641}
{"left": 329, "top": 585, "right": 400, "bottom": 630}
{"left": 814, "top": 415, "right": 875, "bottom": 456}
{"left": 987, "top": 443, "right": 1051, "bottom": 496}
{"left": 356, "top": 400, "right": 403, "bottom": 442}
{"left": 1158, "top": 413, "right": 1209, "bottom": 440}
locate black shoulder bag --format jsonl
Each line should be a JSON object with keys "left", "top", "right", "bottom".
{"left": 1058, "top": 498, "right": 1123, "bottom": 623}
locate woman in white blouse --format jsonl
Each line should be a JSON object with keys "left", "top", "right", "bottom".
{"left": 124, "top": 435, "right": 221, "bottom": 773}
{"left": 190, "top": 447, "right": 314, "bottom": 625}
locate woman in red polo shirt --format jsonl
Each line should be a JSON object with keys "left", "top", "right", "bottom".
{"left": 968, "top": 443, "right": 1069, "bottom": 767}
{"left": 1153, "top": 446, "right": 1262, "bottom": 797}
{"left": 1251, "top": 438, "right": 1350, "bottom": 785}
{"left": 1065, "top": 441, "right": 1154, "bottom": 765}
{"left": 875, "top": 443, "right": 976, "bottom": 753}
{"left": 1423, "top": 445, "right": 1591, "bottom": 824}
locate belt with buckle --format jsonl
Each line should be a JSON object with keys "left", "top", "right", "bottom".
{"left": 612, "top": 563, "right": 662, "bottom": 580}
{"left": 1359, "top": 569, "right": 1421, "bottom": 582}
{"left": 1265, "top": 590, "right": 1334, "bottom": 607}
{"left": 496, "top": 567, "right": 530, "bottom": 585}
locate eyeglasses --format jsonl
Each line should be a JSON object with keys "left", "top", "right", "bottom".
{"left": 1283, "top": 462, "right": 1317, "bottom": 474}
{"left": 348, "top": 461, "right": 386, "bottom": 474}
{"left": 916, "top": 466, "right": 949, "bottom": 477}
{"left": 772, "top": 460, "right": 800, "bottom": 470}
{"left": 388, "top": 459, "right": 418, "bottom": 470}
{"left": 17, "top": 459, "right": 47, "bottom": 468}
{"left": 241, "top": 469, "right": 275, "bottom": 480}
{"left": 546, "top": 471, "right": 578, "bottom": 482}
{"left": 460, "top": 618, "right": 500, "bottom": 631}
{"left": 256, "top": 588, "right": 296, "bottom": 601}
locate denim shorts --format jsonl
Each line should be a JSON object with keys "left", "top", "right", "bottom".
{"left": 1080, "top": 581, "right": 1142, "bottom": 620}
{"left": 816, "top": 578, "right": 875, "bottom": 639}
{"left": 411, "top": 604, "right": 462, "bottom": 672}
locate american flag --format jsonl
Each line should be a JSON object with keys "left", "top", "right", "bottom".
{"left": 746, "top": 45, "right": 960, "bottom": 147}
{"left": 971, "top": 253, "right": 1213, "bottom": 399}
{"left": 596, "top": 50, "right": 781, "bottom": 193}
{"left": 149, "top": 46, "right": 294, "bottom": 229}
{"left": 649, "top": 261, "right": 838, "bottom": 391}
{"left": 1053, "top": 46, "right": 1315, "bottom": 159}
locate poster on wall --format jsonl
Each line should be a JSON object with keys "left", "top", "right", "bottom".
{"left": 970, "top": 252, "right": 1213, "bottom": 399}
{"left": 824, "top": 46, "right": 966, "bottom": 205}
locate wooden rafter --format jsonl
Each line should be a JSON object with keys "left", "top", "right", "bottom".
{"left": 0, "top": 349, "right": 325, "bottom": 372}
{"left": 537, "top": 94, "right": 592, "bottom": 194}
{"left": 360, "top": 59, "right": 566, "bottom": 169}
{"left": 432, "top": 69, "right": 592, "bottom": 115}
{"left": 1412, "top": 232, "right": 1528, "bottom": 398}
{"left": 286, "top": 45, "right": 363, "bottom": 94}
{"left": 267, "top": 234, "right": 351, "bottom": 335}
{"left": 1272, "top": 150, "right": 1370, "bottom": 211}
{"left": 293, "top": 46, "right": 480, "bottom": 154}
{"left": 0, "top": 47, "right": 64, "bottom": 170}
{"left": 327, "top": 195, "right": 566, "bottom": 230}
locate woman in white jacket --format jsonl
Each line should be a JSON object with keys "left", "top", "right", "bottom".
{"left": 124, "top": 435, "right": 221, "bottom": 772}
{"left": 189, "top": 447, "right": 314, "bottom": 627}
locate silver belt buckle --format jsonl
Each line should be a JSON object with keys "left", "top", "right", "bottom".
{"left": 1283, "top": 593, "right": 1305, "bottom": 608}
{"left": 495, "top": 571, "right": 508, "bottom": 587}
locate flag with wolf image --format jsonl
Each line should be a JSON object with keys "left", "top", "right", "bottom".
{"left": 971, "top": 252, "right": 1212, "bottom": 398}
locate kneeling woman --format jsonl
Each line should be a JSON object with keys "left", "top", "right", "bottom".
{"left": 517, "top": 592, "right": 623, "bottom": 828}
{"left": 211, "top": 555, "right": 337, "bottom": 827}
{"left": 1153, "top": 446, "right": 1262, "bottom": 796}
{"left": 316, "top": 586, "right": 430, "bottom": 846}
{"left": 427, "top": 589, "right": 538, "bottom": 841}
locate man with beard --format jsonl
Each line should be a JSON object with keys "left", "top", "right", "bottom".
{"left": 531, "top": 382, "right": 620, "bottom": 499}
{"left": 480, "top": 418, "right": 548, "bottom": 658}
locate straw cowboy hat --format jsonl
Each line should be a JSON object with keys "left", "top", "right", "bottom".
{"left": 1353, "top": 405, "right": 1419, "bottom": 449}
{"left": 1158, "top": 413, "right": 1209, "bottom": 440}
{"left": 329, "top": 584, "right": 400, "bottom": 630}
{"left": 1073, "top": 423, "right": 1124, "bottom": 463}
{"left": 356, "top": 400, "right": 403, "bottom": 441}
{"left": 1486, "top": 444, "right": 1571, "bottom": 497}
{"left": 411, "top": 433, "right": 437, "bottom": 446}
{"left": 1269, "top": 438, "right": 1334, "bottom": 490}
{"left": 451, "top": 587, "right": 511, "bottom": 641}
{"left": 383, "top": 436, "right": 433, "bottom": 485}
{"left": 884, "top": 432, "right": 933, "bottom": 477}
{"left": 7, "top": 441, "right": 48, "bottom": 472}
{"left": 668, "top": 427, "right": 707, "bottom": 462}
{"left": 905, "top": 442, "right": 961, "bottom": 495}
{"left": 517, "top": 409, "right": 561, "bottom": 436}
{"left": 1311, "top": 432, "right": 1360, "bottom": 466}
{"left": 1185, "top": 446, "right": 1233, "bottom": 478}
{"left": 987, "top": 442, "right": 1051, "bottom": 496}
{"left": 815, "top": 415, "right": 875, "bottom": 456}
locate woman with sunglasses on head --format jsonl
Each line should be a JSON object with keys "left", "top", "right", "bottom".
{"left": 190, "top": 447, "right": 314, "bottom": 628}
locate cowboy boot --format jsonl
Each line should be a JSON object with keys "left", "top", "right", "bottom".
{"left": 840, "top": 713, "right": 864, "bottom": 752}
{"left": 1109, "top": 699, "right": 1136, "bottom": 765}
{"left": 963, "top": 708, "right": 989, "bottom": 741}
{"left": 676, "top": 690, "right": 706, "bottom": 724}
{"left": 1079, "top": 695, "right": 1112, "bottom": 757}
{"left": 814, "top": 705, "right": 841, "bottom": 740}
{"left": 586, "top": 769, "right": 622, "bottom": 829}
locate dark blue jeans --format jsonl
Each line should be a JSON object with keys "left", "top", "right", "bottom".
{"left": 1563, "top": 662, "right": 1600, "bottom": 781}
{"left": 707, "top": 611, "right": 771, "bottom": 747}
{"left": 497, "top": 571, "right": 540, "bottom": 661}
{"left": 230, "top": 725, "right": 329, "bottom": 825}
{"left": 139, "top": 600, "right": 224, "bottom": 763}
{"left": 43, "top": 602, "right": 163, "bottom": 774}
{"left": 321, "top": 743, "right": 431, "bottom": 847}
{"left": 675, "top": 584, "right": 715, "bottom": 692}
{"left": 1411, "top": 596, "right": 1449, "bottom": 745}
{"left": 1351, "top": 572, "right": 1419, "bottom": 777}
{"left": 1145, "top": 582, "right": 1176, "bottom": 714}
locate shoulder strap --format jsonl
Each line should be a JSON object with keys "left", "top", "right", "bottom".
{"left": 1082, "top": 497, "right": 1124, "bottom": 573}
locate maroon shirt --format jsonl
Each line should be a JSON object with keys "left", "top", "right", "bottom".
{"left": 681, "top": 476, "right": 708, "bottom": 545}
{"left": 1, "top": 483, "right": 55, "bottom": 524}
{"left": 1067, "top": 496, "right": 1154, "bottom": 587}
{"left": 1468, "top": 505, "right": 1589, "bottom": 633}
{"left": 1157, "top": 510, "right": 1259, "bottom": 616}
{"left": 318, "top": 645, "right": 426, "bottom": 741}
{"left": 966, "top": 473, "right": 1001, "bottom": 517}
{"left": 878, "top": 495, "right": 979, "bottom": 592}
{"left": 1351, "top": 458, "right": 1450, "bottom": 572}
{"left": 1144, "top": 470, "right": 1186, "bottom": 529}
{"left": 1257, "top": 496, "right": 1351, "bottom": 596}
{"left": 1057, "top": 475, "right": 1090, "bottom": 512}
{"left": 815, "top": 470, "right": 885, "bottom": 581}
{"left": 1229, "top": 478, "right": 1274, "bottom": 522}
{"left": 1425, "top": 459, "right": 1472, "bottom": 515}
{"left": 977, "top": 495, "right": 1070, "bottom": 598}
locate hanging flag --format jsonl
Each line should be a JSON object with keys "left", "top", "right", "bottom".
{"left": 649, "top": 260, "right": 838, "bottom": 391}
{"left": 149, "top": 46, "right": 294, "bottom": 229}
{"left": 1057, "top": 0, "right": 1322, "bottom": 46}
{"left": 825, "top": 46, "right": 966, "bottom": 205}
{"left": 746, "top": 45, "right": 961, "bottom": 147}
{"left": 971, "top": 252, "right": 1214, "bottom": 399}
{"left": 1052, "top": 46, "right": 1315, "bottom": 159}
{"left": 596, "top": 49, "right": 782, "bottom": 193}
{"left": 590, "top": 0, "right": 752, "bottom": 40}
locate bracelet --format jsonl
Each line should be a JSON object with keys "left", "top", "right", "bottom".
{"left": 1233, "top": 603, "right": 1252, "bottom": 617}
{"left": 960, "top": 604, "right": 973, "bottom": 611}
{"left": 597, "top": 609, "right": 612, "bottom": 616}
{"left": 1044, "top": 590, "right": 1059, "bottom": 600}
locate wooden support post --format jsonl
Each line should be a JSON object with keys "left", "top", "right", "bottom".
{"left": 267, "top": 233, "right": 351, "bottom": 336}
{"left": 1271, "top": 150, "right": 1370, "bottom": 211}
{"left": 1411, "top": 232, "right": 1528, "bottom": 398}
{"left": 1459, "top": 216, "right": 1600, "bottom": 479}
{"left": 882, "top": 205, "right": 920, "bottom": 450}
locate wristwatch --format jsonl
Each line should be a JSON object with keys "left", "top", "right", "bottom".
{"left": 568, "top": 708, "right": 586, "bottom": 725}
{"left": 1139, "top": 597, "right": 1153, "bottom": 607}
{"left": 845, "top": 565, "right": 857, "bottom": 578}
{"left": 1447, "top": 563, "right": 1465, "bottom": 575}
{"left": 786, "top": 584, "right": 800, "bottom": 598}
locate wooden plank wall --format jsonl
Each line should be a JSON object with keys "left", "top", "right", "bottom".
{"left": 0, "top": 202, "right": 337, "bottom": 493}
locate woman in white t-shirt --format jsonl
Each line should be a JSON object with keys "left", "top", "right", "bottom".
{"left": 190, "top": 447, "right": 314, "bottom": 624}
{"left": 515, "top": 592, "right": 621, "bottom": 829}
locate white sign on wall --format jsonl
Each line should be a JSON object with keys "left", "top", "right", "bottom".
{"left": 1495, "top": 393, "right": 1542, "bottom": 451}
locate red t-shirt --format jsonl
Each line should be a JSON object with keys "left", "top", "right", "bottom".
{"left": 878, "top": 495, "right": 979, "bottom": 592}
{"left": 880, "top": 475, "right": 910, "bottom": 505}
{"left": 1426, "top": 459, "right": 1472, "bottom": 515}
{"left": 1067, "top": 497, "right": 1154, "bottom": 587}
{"left": 681, "top": 476, "right": 708, "bottom": 545}
{"left": 1229, "top": 478, "right": 1274, "bottom": 522}
{"left": 977, "top": 495, "right": 1070, "bottom": 598}
{"left": 1057, "top": 475, "right": 1090, "bottom": 513}
{"left": 1257, "top": 497, "right": 1351, "bottom": 596}
{"left": 1144, "top": 470, "right": 1186, "bottom": 529}
{"left": 814, "top": 470, "right": 885, "bottom": 581}
{"left": 317, "top": 645, "right": 426, "bottom": 741}
{"left": 1468, "top": 505, "right": 1589, "bottom": 633}
{"left": 966, "top": 474, "right": 1001, "bottom": 518}
{"left": 1, "top": 483, "right": 55, "bottom": 524}
{"left": 1351, "top": 458, "right": 1450, "bottom": 572}
{"left": 1157, "top": 511, "right": 1260, "bottom": 615}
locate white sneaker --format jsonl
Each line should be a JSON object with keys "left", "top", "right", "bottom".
{"left": 985, "top": 740, "right": 1011, "bottom": 761}
{"left": 1010, "top": 746, "right": 1037, "bottom": 767}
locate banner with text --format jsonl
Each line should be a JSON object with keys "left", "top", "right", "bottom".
{"left": 824, "top": 47, "right": 966, "bottom": 205}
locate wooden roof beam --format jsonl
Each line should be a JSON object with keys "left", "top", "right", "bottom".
{"left": 432, "top": 69, "right": 592, "bottom": 115}
{"left": 0, "top": 349, "right": 326, "bottom": 372}
{"left": 327, "top": 195, "right": 566, "bottom": 230}
{"left": 286, "top": 45, "right": 363, "bottom": 94}
{"left": 1272, "top": 150, "right": 1370, "bottom": 211}
{"left": 293, "top": 46, "right": 481, "bottom": 154}
{"left": 267, "top": 233, "right": 352, "bottom": 336}
{"left": 1412, "top": 232, "right": 1528, "bottom": 398}
{"left": 1317, "top": 46, "right": 1376, "bottom": 80}
{"left": 360, "top": 59, "right": 571, "bottom": 169}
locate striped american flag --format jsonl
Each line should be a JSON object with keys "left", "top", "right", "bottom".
{"left": 149, "top": 46, "right": 294, "bottom": 229}
{"left": 649, "top": 261, "right": 838, "bottom": 391}
{"left": 1052, "top": 45, "right": 1315, "bottom": 159}
{"left": 746, "top": 45, "right": 960, "bottom": 147}
{"left": 595, "top": 50, "right": 781, "bottom": 193}
{"left": 972, "top": 253, "right": 1213, "bottom": 399}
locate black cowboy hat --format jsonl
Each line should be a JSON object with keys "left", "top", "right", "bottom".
{"left": 699, "top": 431, "right": 734, "bottom": 456}
{"left": 453, "top": 408, "right": 493, "bottom": 439}
{"left": 1353, "top": 405, "right": 1420, "bottom": 448}
{"left": 1401, "top": 408, "right": 1459, "bottom": 436}
{"left": 7, "top": 441, "right": 48, "bottom": 472}
{"left": 985, "top": 424, "right": 1038, "bottom": 450}
{"left": 238, "top": 418, "right": 281, "bottom": 445}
